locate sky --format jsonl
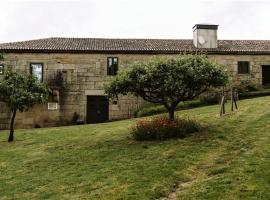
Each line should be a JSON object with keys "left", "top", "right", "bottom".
{"left": 1, "top": 0, "right": 270, "bottom": 43}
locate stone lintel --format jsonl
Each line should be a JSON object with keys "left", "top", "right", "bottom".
{"left": 84, "top": 90, "right": 105, "bottom": 96}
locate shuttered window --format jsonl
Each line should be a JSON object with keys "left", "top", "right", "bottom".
{"left": 238, "top": 61, "right": 250, "bottom": 74}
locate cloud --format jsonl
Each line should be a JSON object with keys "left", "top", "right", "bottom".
{"left": 0, "top": 0, "right": 270, "bottom": 43}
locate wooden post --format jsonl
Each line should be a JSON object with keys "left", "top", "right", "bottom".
{"left": 233, "top": 91, "right": 238, "bottom": 110}
{"left": 219, "top": 87, "right": 226, "bottom": 117}
{"left": 222, "top": 88, "right": 225, "bottom": 114}
{"left": 231, "top": 87, "right": 234, "bottom": 112}
{"left": 220, "top": 86, "right": 238, "bottom": 117}
{"left": 220, "top": 96, "right": 225, "bottom": 117}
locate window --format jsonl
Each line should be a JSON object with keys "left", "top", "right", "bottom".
{"left": 0, "top": 65, "right": 4, "bottom": 75}
{"left": 238, "top": 61, "right": 250, "bottom": 74}
{"left": 107, "top": 57, "right": 118, "bottom": 75}
{"left": 30, "top": 63, "right": 43, "bottom": 81}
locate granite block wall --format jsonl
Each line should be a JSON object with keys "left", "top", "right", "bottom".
{"left": 0, "top": 53, "right": 268, "bottom": 128}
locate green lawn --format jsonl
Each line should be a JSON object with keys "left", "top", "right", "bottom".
{"left": 1, "top": 96, "right": 270, "bottom": 200}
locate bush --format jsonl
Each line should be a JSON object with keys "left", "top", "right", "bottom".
{"left": 199, "top": 92, "right": 221, "bottom": 104}
{"left": 134, "top": 104, "right": 167, "bottom": 118}
{"left": 130, "top": 116, "right": 200, "bottom": 141}
{"left": 199, "top": 87, "right": 223, "bottom": 105}
{"left": 235, "top": 81, "right": 262, "bottom": 93}
{"left": 234, "top": 81, "right": 270, "bottom": 99}
{"left": 134, "top": 100, "right": 204, "bottom": 118}
{"left": 238, "top": 90, "right": 270, "bottom": 99}
{"left": 182, "top": 100, "right": 205, "bottom": 109}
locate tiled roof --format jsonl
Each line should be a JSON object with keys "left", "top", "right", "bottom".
{"left": 1, "top": 37, "right": 270, "bottom": 54}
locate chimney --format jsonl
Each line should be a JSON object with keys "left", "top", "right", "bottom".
{"left": 193, "top": 24, "right": 218, "bottom": 48}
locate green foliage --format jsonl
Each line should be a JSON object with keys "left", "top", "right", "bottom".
{"left": 235, "top": 81, "right": 262, "bottom": 93}
{"left": 199, "top": 92, "right": 221, "bottom": 104}
{"left": 233, "top": 80, "right": 270, "bottom": 100}
{"left": 238, "top": 89, "right": 270, "bottom": 99}
{"left": 105, "top": 54, "right": 229, "bottom": 120}
{"left": 134, "top": 100, "right": 205, "bottom": 118}
{"left": 130, "top": 116, "right": 200, "bottom": 141}
{"left": 0, "top": 69, "right": 50, "bottom": 141}
{"left": 0, "top": 70, "right": 50, "bottom": 112}
{"left": 134, "top": 104, "right": 167, "bottom": 118}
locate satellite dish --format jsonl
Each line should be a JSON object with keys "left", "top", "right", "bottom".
{"left": 198, "top": 36, "right": 206, "bottom": 45}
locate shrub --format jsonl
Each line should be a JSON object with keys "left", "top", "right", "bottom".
{"left": 234, "top": 81, "right": 270, "bottom": 99}
{"left": 134, "top": 100, "right": 204, "bottom": 118}
{"left": 130, "top": 116, "right": 200, "bottom": 141}
{"left": 199, "top": 92, "right": 221, "bottom": 104}
{"left": 134, "top": 104, "right": 167, "bottom": 118}
{"left": 183, "top": 99, "right": 205, "bottom": 108}
{"left": 238, "top": 90, "right": 270, "bottom": 99}
{"left": 235, "top": 81, "right": 262, "bottom": 93}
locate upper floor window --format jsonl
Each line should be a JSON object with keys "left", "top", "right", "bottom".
{"left": 238, "top": 61, "right": 250, "bottom": 74}
{"left": 0, "top": 65, "right": 4, "bottom": 75}
{"left": 107, "top": 57, "right": 118, "bottom": 75}
{"left": 30, "top": 63, "right": 43, "bottom": 82}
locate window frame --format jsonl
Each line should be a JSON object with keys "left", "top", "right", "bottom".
{"left": 107, "top": 57, "right": 119, "bottom": 76}
{"left": 30, "top": 63, "right": 44, "bottom": 82}
{"left": 237, "top": 61, "right": 250, "bottom": 74}
{"left": 0, "top": 64, "right": 4, "bottom": 75}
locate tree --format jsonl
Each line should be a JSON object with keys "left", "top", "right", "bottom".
{"left": 0, "top": 70, "right": 50, "bottom": 142}
{"left": 105, "top": 54, "right": 229, "bottom": 121}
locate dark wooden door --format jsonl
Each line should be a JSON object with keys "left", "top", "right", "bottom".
{"left": 262, "top": 65, "right": 270, "bottom": 86}
{"left": 87, "top": 96, "right": 109, "bottom": 123}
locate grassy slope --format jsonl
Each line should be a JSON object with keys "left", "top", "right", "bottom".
{"left": 1, "top": 97, "right": 270, "bottom": 200}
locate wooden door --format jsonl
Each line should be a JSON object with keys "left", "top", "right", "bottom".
{"left": 262, "top": 65, "right": 270, "bottom": 86}
{"left": 87, "top": 96, "right": 109, "bottom": 123}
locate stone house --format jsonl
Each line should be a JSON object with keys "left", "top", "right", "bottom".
{"left": 0, "top": 24, "right": 270, "bottom": 128}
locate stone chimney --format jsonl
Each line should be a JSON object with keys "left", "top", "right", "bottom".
{"left": 193, "top": 24, "right": 218, "bottom": 48}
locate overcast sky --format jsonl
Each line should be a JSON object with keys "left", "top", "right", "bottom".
{"left": 1, "top": 0, "right": 270, "bottom": 43}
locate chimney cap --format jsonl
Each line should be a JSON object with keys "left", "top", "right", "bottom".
{"left": 193, "top": 24, "right": 218, "bottom": 30}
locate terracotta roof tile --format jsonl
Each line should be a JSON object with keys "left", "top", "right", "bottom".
{"left": 1, "top": 37, "right": 270, "bottom": 54}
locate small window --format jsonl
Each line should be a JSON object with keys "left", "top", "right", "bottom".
{"left": 0, "top": 65, "right": 4, "bottom": 75}
{"left": 238, "top": 61, "right": 250, "bottom": 74}
{"left": 30, "top": 63, "right": 43, "bottom": 81}
{"left": 107, "top": 57, "right": 118, "bottom": 75}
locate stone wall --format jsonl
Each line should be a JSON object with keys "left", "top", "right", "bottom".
{"left": 209, "top": 55, "right": 265, "bottom": 85}
{"left": 0, "top": 53, "right": 269, "bottom": 128}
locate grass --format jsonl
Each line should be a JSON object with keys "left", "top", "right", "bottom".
{"left": 1, "top": 96, "right": 270, "bottom": 199}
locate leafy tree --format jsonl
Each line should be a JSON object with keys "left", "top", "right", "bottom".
{"left": 0, "top": 70, "right": 50, "bottom": 142}
{"left": 105, "top": 54, "right": 228, "bottom": 120}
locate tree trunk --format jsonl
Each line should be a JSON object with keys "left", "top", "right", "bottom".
{"left": 168, "top": 108, "right": 175, "bottom": 121}
{"left": 8, "top": 109, "right": 17, "bottom": 142}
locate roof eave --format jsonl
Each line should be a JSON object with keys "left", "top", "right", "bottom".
{"left": 1, "top": 49, "right": 270, "bottom": 55}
